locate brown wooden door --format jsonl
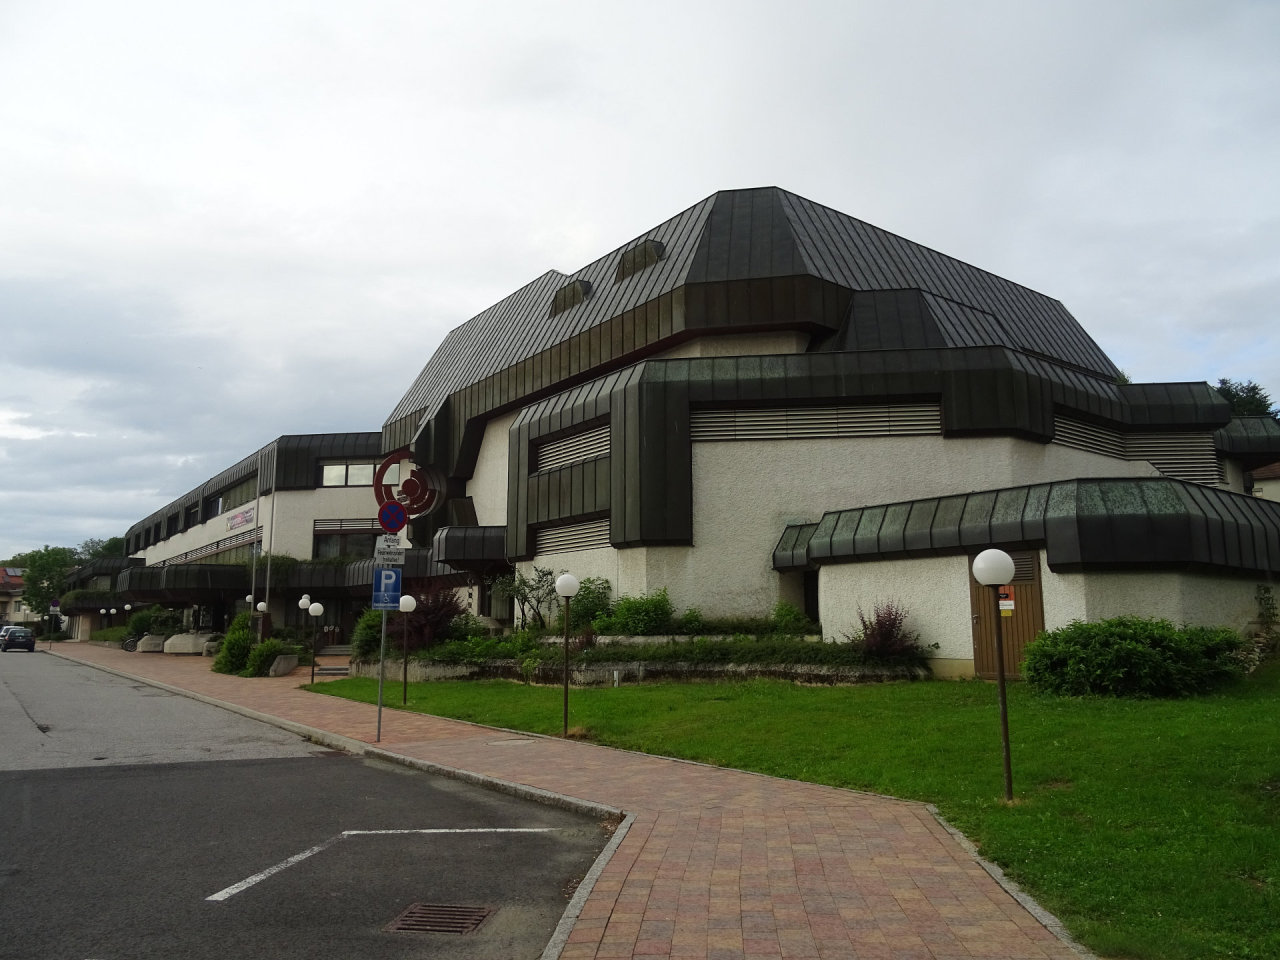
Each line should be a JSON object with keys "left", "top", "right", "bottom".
{"left": 970, "top": 550, "right": 1045, "bottom": 679}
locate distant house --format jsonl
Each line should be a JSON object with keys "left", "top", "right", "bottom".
{"left": 1249, "top": 461, "right": 1280, "bottom": 503}
{"left": 113, "top": 188, "right": 1280, "bottom": 676}
{"left": 0, "top": 567, "right": 38, "bottom": 626}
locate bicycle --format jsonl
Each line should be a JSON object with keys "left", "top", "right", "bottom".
{"left": 121, "top": 635, "right": 139, "bottom": 652}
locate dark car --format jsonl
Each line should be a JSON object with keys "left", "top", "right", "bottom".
{"left": 1, "top": 627, "right": 35, "bottom": 652}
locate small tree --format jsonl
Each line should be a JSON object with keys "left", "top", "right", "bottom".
{"left": 19, "top": 545, "right": 80, "bottom": 621}
{"left": 1216, "top": 378, "right": 1277, "bottom": 418}
{"left": 492, "top": 566, "right": 559, "bottom": 629}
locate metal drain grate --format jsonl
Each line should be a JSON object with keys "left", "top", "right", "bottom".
{"left": 385, "top": 903, "right": 492, "bottom": 935}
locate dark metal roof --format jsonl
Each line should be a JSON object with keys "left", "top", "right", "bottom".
{"left": 66, "top": 557, "right": 142, "bottom": 591}
{"left": 385, "top": 186, "right": 1119, "bottom": 453}
{"left": 1216, "top": 416, "right": 1280, "bottom": 470}
{"left": 344, "top": 549, "right": 460, "bottom": 587}
{"left": 431, "top": 526, "right": 508, "bottom": 574}
{"left": 501, "top": 349, "right": 1238, "bottom": 559}
{"left": 116, "top": 562, "right": 249, "bottom": 601}
{"left": 774, "top": 477, "right": 1280, "bottom": 577}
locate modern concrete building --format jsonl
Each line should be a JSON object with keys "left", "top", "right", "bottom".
{"left": 400, "top": 187, "right": 1280, "bottom": 677}
{"left": 71, "top": 433, "right": 418, "bottom": 640}
{"left": 108, "top": 187, "right": 1280, "bottom": 676}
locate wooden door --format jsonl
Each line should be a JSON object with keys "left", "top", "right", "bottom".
{"left": 970, "top": 550, "right": 1045, "bottom": 679}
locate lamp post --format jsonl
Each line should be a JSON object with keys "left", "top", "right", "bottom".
{"left": 555, "top": 573, "right": 579, "bottom": 738}
{"left": 100, "top": 608, "right": 107, "bottom": 629}
{"left": 307, "top": 601, "right": 324, "bottom": 684}
{"left": 972, "top": 548, "right": 1016, "bottom": 802}
{"left": 399, "top": 593, "right": 417, "bottom": 707}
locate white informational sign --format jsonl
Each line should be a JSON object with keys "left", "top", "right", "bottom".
{"left": 373, "top": 533, "right": 405, "bottom": 567}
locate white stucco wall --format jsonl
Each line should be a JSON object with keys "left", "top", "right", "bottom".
{"left": 523, "top": 433, "right": 1171, "bottom": 623}
{"left": 468, "top": 411, "right": 517, "bottom": 526}
{"left": 1041, "top": 561, "right": 1262, "bottom": 633}
{"left": 136, "top": 499, "right": 267, "bottom": 565}
{"left": 819, "top": 556, "right": 975, "bottom": 675}
{"left": 136, "top": 485, "right": 381, "bottom": 565}
{"left": 1220, "top": 458, "right": 1246, "bottom": 494}
{"left": 655, "top": 434, "right": 1161, "bottom": 619}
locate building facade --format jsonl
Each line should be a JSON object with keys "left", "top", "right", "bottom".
{"left": 108, "top": 187, "right": 1280, "bottom": 676}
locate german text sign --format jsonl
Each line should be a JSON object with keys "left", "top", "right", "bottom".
{"left": 373, "top": 533, "right": 405, "bottom": 566}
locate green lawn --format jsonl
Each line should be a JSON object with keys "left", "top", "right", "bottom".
{"left": 308, "top": 664, "right": 1280, "bottom": 959}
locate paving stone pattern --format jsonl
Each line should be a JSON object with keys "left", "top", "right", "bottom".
{"left": 52, "top": 645, "right": 1086, "bottom": 960}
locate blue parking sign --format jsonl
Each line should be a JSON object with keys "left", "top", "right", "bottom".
{"left": 372, "top": 567, "right": 402, "bottom": 610}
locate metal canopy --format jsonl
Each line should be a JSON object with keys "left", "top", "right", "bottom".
{"left": 774, "top": 477, "right": 1280, "bottom": 577}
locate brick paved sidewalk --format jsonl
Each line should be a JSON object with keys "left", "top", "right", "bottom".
{"left": 49, "top": 644, "right": 1088, "bottom": 960}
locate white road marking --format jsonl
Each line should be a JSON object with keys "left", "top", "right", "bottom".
{"left": 205, "top": 828, "right": 557, "bottom": 902}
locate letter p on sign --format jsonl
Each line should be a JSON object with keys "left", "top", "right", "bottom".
{"left": 372, "top": 567, "right": 402, "bottom": 610}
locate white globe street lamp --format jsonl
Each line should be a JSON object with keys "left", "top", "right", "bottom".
{"left": 972, "top": 548, "right": 1016, "bottom": 802}
{"left": 555, "top": 573, "right": 580, "bottom": 737}
{"left": 307, "top": 601, "right": 324, "bottom": 684}
{"left": 397, "top": 593, "right": 418, "bottom": 706}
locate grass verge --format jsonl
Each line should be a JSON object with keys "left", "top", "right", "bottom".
{"left": 307, "top": 664, "right": 1280, "bottom": 959}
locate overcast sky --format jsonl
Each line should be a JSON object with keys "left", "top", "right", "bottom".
{"left": 2, "top": 0, "right": 1278, "bottom": 561}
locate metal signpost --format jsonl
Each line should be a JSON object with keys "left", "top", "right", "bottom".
{"left": 373, "top": 566, "right": 402, "bottom": 742}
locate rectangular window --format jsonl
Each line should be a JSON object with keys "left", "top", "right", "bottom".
{"left": 312, "top": 531, "right": 376, "bottom": 560}
{"left": 320, "top": 463, "right": 381, "bottom": 487}
{"left": 184, "top": 504, "right": 200, "bottom": 528}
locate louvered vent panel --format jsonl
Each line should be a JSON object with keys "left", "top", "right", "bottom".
{"left": 313, "top": 518, "right": 382, "bottom": 532}
{"left": 157, "top": 527, "right": 259, "bottom": 566}
{"left": 1127, "top": 433, "right": 1223, "bottom": 485}
{"left": 1055, "top": 418, "right": 1224, "bottom": 486}
{"left": 690, "top": 404, "right": 941, "bottom": 441}
{"left": 534, "top": 424, "right": 610, "bottom": 471}
{"left": 1011, "top": 553, "right": 1037, "bottom": 583}
{"left": 1053, "top": 418, "right": 1125, "bottom": 458}
{"left": 535, "top": 518, "right": 611, "bottom": 555}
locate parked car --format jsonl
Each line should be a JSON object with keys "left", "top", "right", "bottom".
{"left": 1, "top": 627, "right": 35, "bottom": 652}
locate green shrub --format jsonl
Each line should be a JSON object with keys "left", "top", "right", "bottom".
{"left": 690, "top": 614, "right": 776, "bottom": 636}
{"left": 772, "top": 600, "right": 818, "bottom": 636}
{"left": 674, "top": 607, "right": 705, "bottom": 634}
{"left": 150, "top": 608, "right": 186, "bottom": 638}
{"left": 427, "top": 632, "right": 547, "bottom": 664}
{"left": 242, "top": 638, "right": 290, "bottom": 677}
{"left": 92, "top": 626, "right": 128, "bottom": 644}
{"left": 350, "top": 608, "right": 385, "bottom": 659}
{"left": 576, "top": 634, "right": 914, "bottom": 667}
{"left": 125, "top": 603, "right": 185, "bottom": 638}
{"left": 445, "top": 612, "right": 490, "bottom": 642}
{"left": 594, "top": 588, "right": 673, "bottom": 635}
{"left": 558, "top": 576, "right": 611, "bottom": 632}
{"left": 212, "top": 612, "right": 254, "bottom": 674}
{"left": 127, "top": 604, "right": 158, "bottom": 637}
{"left": 1023, "top": 616, "right": 1246, "bottom": 698}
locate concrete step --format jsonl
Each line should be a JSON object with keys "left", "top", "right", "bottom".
{"left": 315, "top": 665, "right": 349, "bottom": 677}
{"left": 317, "top": 645, "right": 352, "bottom": 656}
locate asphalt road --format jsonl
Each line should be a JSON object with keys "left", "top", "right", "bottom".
{"left": 0, "top": 652, "right": 612, "bottom": 960}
